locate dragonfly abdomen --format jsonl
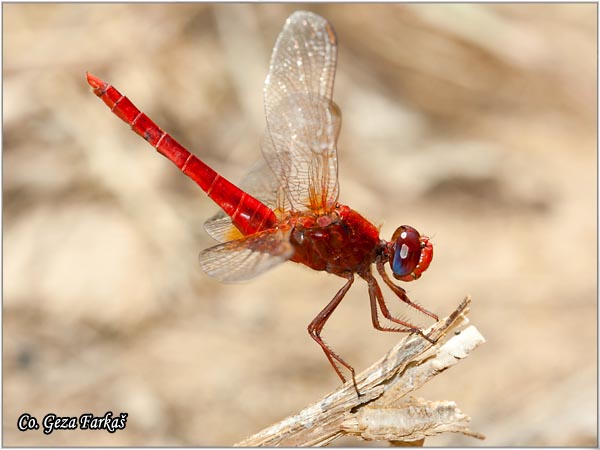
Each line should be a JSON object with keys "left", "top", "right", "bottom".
{"left": 86, "top": 73, "right": 277, "bottom": 236}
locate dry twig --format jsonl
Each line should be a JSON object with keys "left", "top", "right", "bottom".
{"left": 236, "top": 296, "right": 485, "bottom": 446}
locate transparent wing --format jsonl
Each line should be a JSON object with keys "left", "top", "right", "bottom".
{"left": 203, "top": 159, "right": 287, "bottom": 243}
{"left": 265, "top": 11, "right": 337, "bottom": 112}
{"left": 263, "top": 11, "right": 340, "bottom": 212}
{"left": 198, "top": 227, "right": 294, "bottom": 282}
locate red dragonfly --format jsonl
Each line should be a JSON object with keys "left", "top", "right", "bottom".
{"left": 87, "top": 11, "right": 438, "bottom": 393}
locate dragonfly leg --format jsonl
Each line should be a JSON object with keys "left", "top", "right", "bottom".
{"left": 376, "top": 260, "right": 439, "bottom": 321}
{"left": 365, "top": 270, "right": 436, "bottom": 345}
{"left": 307, "top": 273, "right": 361, "bottom": 395}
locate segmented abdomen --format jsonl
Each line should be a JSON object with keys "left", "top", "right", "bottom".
{"left": 86, "top": 73, "right": 277, "bottom": 236}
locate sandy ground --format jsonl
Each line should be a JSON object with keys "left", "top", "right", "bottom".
{"left": 3, "top": 3, "right": 597, "bottom": 446}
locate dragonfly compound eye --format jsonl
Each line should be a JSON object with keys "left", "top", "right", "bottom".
{"left": 390, "top": 225, "right": 422, "bottom": 279}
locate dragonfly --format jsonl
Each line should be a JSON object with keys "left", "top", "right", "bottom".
{"left": 87, "top": 10, "right": 438, "bottom": 394}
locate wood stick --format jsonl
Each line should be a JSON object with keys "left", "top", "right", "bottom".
{"left": 236, "top": 296, "right": 485, "bottom": 446}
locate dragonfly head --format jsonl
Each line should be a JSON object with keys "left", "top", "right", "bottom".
{"left": 388, "top": 225, "right": 433, "bottom": 282}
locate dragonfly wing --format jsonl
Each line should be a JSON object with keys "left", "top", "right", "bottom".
{"left": 263, "top": 11, "right": 340, "bottom": 212}
{"left": 203, "top": 211, "right": 244, "bottom": 243}
{"left": 262, "top": 97, "right": 341, "bottom": 212}
{"left": 203, "top": 159, "right": 286, "bottom": 243}
{"left": 265, "top": 11, "right": 337, "bottom": 110}
{"left": 199, "top": 227, "right": 294, "bottom": 282}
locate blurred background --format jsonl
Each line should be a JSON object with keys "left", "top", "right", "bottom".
{"left": 3, "top": 3, "right": 597, "bottom": 446}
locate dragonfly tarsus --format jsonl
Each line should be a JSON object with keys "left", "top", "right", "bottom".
{"left": 376, "top": 260, "right": 439, "bottom": 321}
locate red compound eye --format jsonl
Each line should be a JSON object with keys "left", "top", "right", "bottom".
{"left": 390, "top": 225, "right": 422, "bottom": 279}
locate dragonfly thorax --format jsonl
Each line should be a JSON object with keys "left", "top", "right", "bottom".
{"left": 287, "top": 204, "right": 381, "bottom": 276}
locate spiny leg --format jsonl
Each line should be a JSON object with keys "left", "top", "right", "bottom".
{"left": 376, "top": 259, "right": 439, "bottom": 321}
{"left": 365, "top": 271, "right": 416, "bottom": 333}
{"left": 365, "top": 270, "right": 436, "bottom": 344}
{"left": 307, "top": 273, "right": 361, "bottom": 395}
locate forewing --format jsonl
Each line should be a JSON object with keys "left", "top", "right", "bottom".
{"left": 199, "top": 227, "right": 294, "bottom": 282}
{"left": 263, "top": 11, "right": 340, "bottom": 212}
{"left": 264, "top": 11, "right": 337, "bottom": 112}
